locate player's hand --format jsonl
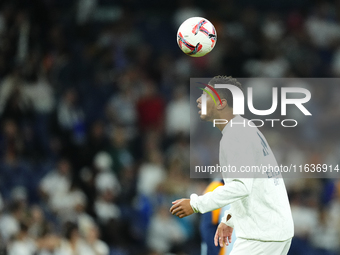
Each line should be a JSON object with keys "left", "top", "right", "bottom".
{"left": 214, "top": 222, "right": 233, "bottom": 247}
{"left": 170, "top": 199, "right": 194, "bottom": 218}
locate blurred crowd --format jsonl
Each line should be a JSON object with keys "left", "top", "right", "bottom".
{"left": 0, "top": 0, "right": 340, "bottom": 254}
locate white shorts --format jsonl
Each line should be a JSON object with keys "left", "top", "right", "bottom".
{"left": 229, "top": 238, "right": 292, "bottom": 255}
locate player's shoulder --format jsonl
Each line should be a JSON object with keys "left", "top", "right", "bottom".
{"left": 223, "top": 116, "right": 259, "bottom": 139}
{"left": 221, "top": 117, "right": 265, "bottom": 154}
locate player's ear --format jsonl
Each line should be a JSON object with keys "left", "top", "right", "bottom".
{"left": 217, "top": 99, "right": 228, "bottom": 110}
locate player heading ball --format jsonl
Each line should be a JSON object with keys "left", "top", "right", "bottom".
{"left": 170, "top": 76, "right": 294, "bottom": 255}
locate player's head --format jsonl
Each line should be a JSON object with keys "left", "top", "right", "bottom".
{"left": 196, "top": 75, "right": 243, "bottom": 122}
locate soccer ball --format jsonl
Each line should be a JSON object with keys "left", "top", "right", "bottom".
{"left": 177, "top": 17, "right": 217, "bottom": 57}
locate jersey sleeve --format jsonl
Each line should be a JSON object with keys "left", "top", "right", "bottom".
{"left": 190, "top": 178, "right": 253, "bottom": 213}
{"left": 221, "top": 208, "right": 234, "bottom": 228}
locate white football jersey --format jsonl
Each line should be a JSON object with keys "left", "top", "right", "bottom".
{"left": 190, "top": 115, "right": 294, "bottom": 241}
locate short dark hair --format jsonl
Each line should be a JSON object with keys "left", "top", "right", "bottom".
{"left": 208, "top": 75, "right": 243, "bottom": 108}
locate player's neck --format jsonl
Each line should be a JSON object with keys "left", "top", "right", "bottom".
{"left": 214, "top": 112, "right": 236, "bottom": 132}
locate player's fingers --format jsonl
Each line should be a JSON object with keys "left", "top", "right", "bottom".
{"left": 178, "top": 213, "right": 186, "bottom": 218}
{"left": 175, "top": 207, "right": 185, "bottom": 216}
{"left": 224, "top": 237, "right": 228, "bottom": 246}
{"left": 219, "top": 238, "right": 224, "bottom": 247}
{"left": 170, "top": 204, "right": 180, "bottom": 213}
{"left": 172, "top": 200, "right": 180, "bottom": 204}
{"left": 171, "top": 207, "right": 182, "bottom": 215}
{"left": 172, "top": 207, "right": 183, "bottom": 215}
{"left": 219, "top": 233, "right": 224, "bottom": 247}
{"left": 214, "top": 230, "right": 219, "bottom": 246}
{"left": 175, "top": 209, "right": 184, "bottom": 216}
{"left": 228, "top": 235, "right": 232, "bottom": 243}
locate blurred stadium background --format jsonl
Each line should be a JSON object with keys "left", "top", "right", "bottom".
{"left": 0, "top": 0, "right": 340, "bottom": 254}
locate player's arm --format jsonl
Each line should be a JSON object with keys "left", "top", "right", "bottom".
{"left": 197, "top": 178, "right": 252, "bottom": 213}
{"left": 170, "top": 178, "right": 252, "bottom": 217}
{"left": 170, "top": 136, "right": 256, "bottom": 217}
{"left": 190, "top": 135, "right": 256, "bottom": 214}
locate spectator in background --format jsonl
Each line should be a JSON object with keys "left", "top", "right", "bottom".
{"left": 107, "top": 126, "right": 134, "bottom": 178}
{"left": 166, "top": 134, "right": 190, "bottom": 171}
{"left": 34, "top": 233, "right": 60, "bottom": 255}
{"left": 0, "top": 201, "right": 24, "bottom": 243}
{"left": 57, "top": 222, "right": 95, "bottom": 255}
{"left": 39, "top": 158, "right": 72, "bottom": 213}
{"left": 137, "top": 80, "right": 165, "bottom": 132}
{"left": 310, "top": 208, "right": 339, "bottom": 255}
{"left": 162, "top": 159, "right": 190, "bottom": 198}
{"left": 0, "top": 121, "right": 33, "bottom": 200}
{"left": 76, "top": 0, "right": 97, "bottom": 26}
{"left": 21, "top": 56, "right": 54, "bottom": 117}
{"left": 94, "top": 189, "right": 123, "bottom": 249}
{"left": 165, "top": 86, "right": 190, "bottom": 136}
{"left": 137, "top": 150, "right": 166, "bottom": 198}
{"left": 173, "top": 0, "right": 205, "bottom": 28}
{"left": 244, "top": 45, "right": 290, "bottom": 77}
{"left": 107, "top": 84, "right": 138, "bottom": 139}
{"left": 56, "top": 181, "right": 87, "bottom": 224}
{"left": 80, "top": 120, "right": 108, "bottom": 168}
{"left": 0, "top": 69, "right": 32, "bottom": 123}
{"left": 28, "top": 206, "right": 50, "bottom": 240}
{"left": 8, "top": 222, "right": 36, "bottom": 255}
{"left": 94, "top": 151, "right": 121, "bottom": 195}
{"left": 21, "top": 57, "right": 55, "bottom": 154}
{"left": 94, "top": 189, "right": 120, "bottom": 225}
{"left": 305, "top": 2, "right": 340, "bottom": 50}
{"left": 75, "top": 202, "right": 95, "bottom": 240}
{"left": 84, "top": 224, "right": 109, "bottom": 255}
{"left": 10, "top": 186, "right": 28, "bottom": 210}
{"left": 147, "top": 205, "right": 187, "bottom": 254}
{"left": 0, "top": 119, "right": 24, "bottom": 160}
{"left": 289, "top": 191, "right": 318, "bottom": 254}
{"left": 57, "top": 88, "right": 85, "bottom": 146}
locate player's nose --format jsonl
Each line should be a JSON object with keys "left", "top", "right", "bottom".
{"left": 196, "top": 96, "right": 201, "bottom": 104}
